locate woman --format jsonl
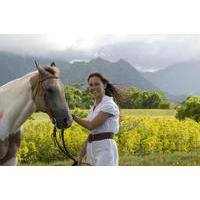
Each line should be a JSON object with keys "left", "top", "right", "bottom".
{"left": 72, "top": 72, "right": 121, "bottom": 166}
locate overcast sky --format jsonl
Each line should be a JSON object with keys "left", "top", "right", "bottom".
{"left": 1, "top": 34, "right": 200, "bottom": 71}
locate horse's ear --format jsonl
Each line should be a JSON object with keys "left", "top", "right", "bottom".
{"left": 50, "top": 62, "right": 56, "bottom": 67}
{"left": 34, "top": 60, "right": 49, "bottom": 77}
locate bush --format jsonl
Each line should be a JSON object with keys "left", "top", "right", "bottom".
{"left": 117, "top": 116, "right": 200, "bottom": 156}
{"left": 18, "top": 118, "right": 88, "bottom": 164}
{"left": 176, "top": 96, "right": 200, "bottom": 122}
{"left": 159, "top": 101, "right": 172, "bottom": 109}
{"left": 18, "top": 114, "right": 200, "bottom": 164}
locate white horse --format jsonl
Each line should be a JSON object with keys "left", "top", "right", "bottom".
{"left": 0, "top": 61, "right": 72, "bottom": 165}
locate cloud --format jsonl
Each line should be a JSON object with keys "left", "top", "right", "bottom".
{"left": 1, "top": 34, "right": 200, "bottom": 71}
{"left": 92, "top": 35, "right": 200, "bottom": 71}
{"left": 0, "top": 34, "right": 58, "bottom": 56}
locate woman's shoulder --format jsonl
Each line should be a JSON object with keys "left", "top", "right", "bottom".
{"left": 102, "top": 96, "right": 118, "bottom": 107}
{"left": 100, "top": 96, "right": 119, "bottom": 116}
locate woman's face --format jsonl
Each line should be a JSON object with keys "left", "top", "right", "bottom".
{"left": 88, "top": 76, "right": 105, "bottom": 98}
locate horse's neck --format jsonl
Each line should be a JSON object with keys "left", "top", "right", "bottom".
{"left": 0, "top": 72, "right": 37, "bottom": 140}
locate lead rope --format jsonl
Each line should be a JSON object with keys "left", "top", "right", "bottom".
{"left": 52, "top": 125, "right": 77, "bottom": 165}
{"left": 52, "top": 125, "right": 91, "bottom": 166}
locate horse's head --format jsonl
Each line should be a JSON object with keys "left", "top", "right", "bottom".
{"left": 31, "top": 61, "right": 72, "bottom": 129}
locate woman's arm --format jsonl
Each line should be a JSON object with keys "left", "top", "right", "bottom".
{"left": 72, "top": 112, "right": 113, "bottom": 130}
{"left": 76, "top": 138, "right": 88, "bottom": 165}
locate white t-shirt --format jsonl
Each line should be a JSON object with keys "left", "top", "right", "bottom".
{"left": 88, "top": 95, "right": 119, "bottom": 135}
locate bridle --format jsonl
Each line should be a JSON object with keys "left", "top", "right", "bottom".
{"left": 33, "top": 74, "right": 91, "bottom": 166}
{"left": 52, "top": 127, "right": 79, "bottom": 165}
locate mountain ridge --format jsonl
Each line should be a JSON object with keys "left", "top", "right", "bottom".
{"left": 0, "top": 52, "right": 157, "bottom": 92}
{"left": 142, "top": 59, "right": 200, "bottom": 96}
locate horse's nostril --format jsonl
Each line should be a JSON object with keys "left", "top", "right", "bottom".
{"left": 64, "top": 117, "right": 72, "bottom": 128}
{"left": 64, "top": 117, "right": 68, "bottom": 123}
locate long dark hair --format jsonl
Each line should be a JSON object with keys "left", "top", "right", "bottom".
{"left": 87, "top": 72, "right": 123, "bottom": 104}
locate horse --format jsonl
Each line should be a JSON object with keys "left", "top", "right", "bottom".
{"left": 0, "top": 61, "right": 72, "bottom": 166}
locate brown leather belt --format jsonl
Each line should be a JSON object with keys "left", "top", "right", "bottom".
{"left": 88, "top": 132, "right": 114, "bottom": 143}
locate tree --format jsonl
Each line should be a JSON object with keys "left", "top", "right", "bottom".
{"left": 118, "top": 87, "right": 140, "bottom": 108}
{"left": 120, "top": 89, "right": 171, "bottom": 109}
{"left": 176, "top": 96, "right": 200, "bottom": 122}
{"left": 64, "top": 84, "right": 94, "bottom": 109}
{"left": 139, "top": 91, "right": 164, "bottom": 109}
{"left": 64, "top": 85, "right": 82, "bottom": 109}
{"left": 65, "top": 85, "right": 172, "bottom": 109}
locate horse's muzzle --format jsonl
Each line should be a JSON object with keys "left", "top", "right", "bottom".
{"left": 52, "top": 117, "right": 71, "bottom": 129}
{"left": 64, "top": 117, "right": 72, "bottom": 128}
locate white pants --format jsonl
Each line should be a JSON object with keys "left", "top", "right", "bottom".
{"left": 86, "top": 139, "right": 119, "bottom": 166}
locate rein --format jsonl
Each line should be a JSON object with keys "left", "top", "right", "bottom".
{"left": 52, "top": 126, "right": 79, "bottom": 166}
{"left": 52, "top": 126, "right": 91, "bottom": 166}
{"left": 34, "top": 75, "right": 91, "bottom": 166}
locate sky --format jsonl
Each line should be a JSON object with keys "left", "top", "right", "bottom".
{"left": 1, "top": 34, "right": 200, "bottom": 72}
{"left": 0, "top": 34, "right": 157, "bottom": 52}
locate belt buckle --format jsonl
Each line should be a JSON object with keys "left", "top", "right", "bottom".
{"left": 91, "top": 134, "right": 95, "bottom": 141}
{"left": 89, "top": 134, "right": 95, "bottom": 143}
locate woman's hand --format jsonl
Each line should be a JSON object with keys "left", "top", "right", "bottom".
{"left": 72, "top": 155, "right": 83, "bottom": 166}
{"left": 77, "top": 156, "right": 83, "bottom": 165}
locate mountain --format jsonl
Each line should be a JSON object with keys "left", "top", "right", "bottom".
{"left": 142, "top": 60, "right": 200, "bottom": 96}
{"left": 60, "top": 57, "right": 157, "bottom": 90}
{"left": 0, "top": 52, "right": 32, "bottom": 84}
{"left": 0, "top": 52, "right": 157, "bottom": 91}
{"left": 0, "top": 52, "right": 70, "bottom": 86}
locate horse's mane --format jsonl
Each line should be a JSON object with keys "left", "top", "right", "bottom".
{"left": 44, "top": 67, "right": 60, "bottom": 76}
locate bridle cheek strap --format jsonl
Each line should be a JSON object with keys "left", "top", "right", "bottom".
{"left": 33, "top": 76, "right": 59, "bottom": 100}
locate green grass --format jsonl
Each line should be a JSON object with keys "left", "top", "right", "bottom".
{"left": 18, "top": 160, "right": 72, "bottom": 166}
{"left": 119, "top": 151, "right": 200, "bottom": 166}
{"left": 18, "top": 150, "right": 200, "bottom": 166}
{"left": 30, "top": 109, "right": 176, "bottom": 121}
{"left": 120, "top": 109, "right": 176, "bottom": 117}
